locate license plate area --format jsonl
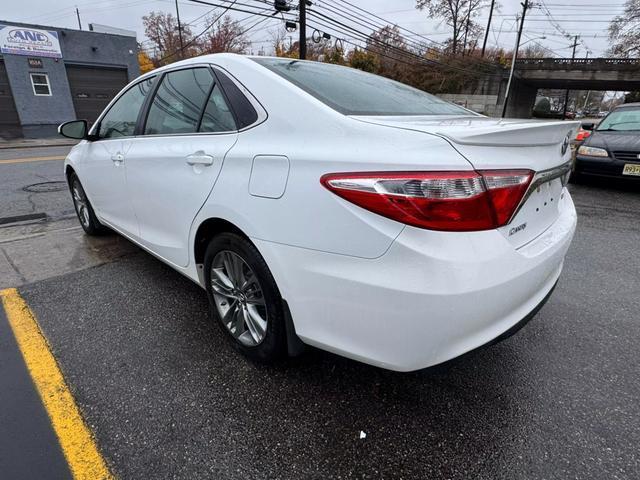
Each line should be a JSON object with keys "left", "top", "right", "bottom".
{"left": 623, "top": 163, "right": 640, "bottom": 176}
{"left": 499, "top": 177, "right": 564, "bottom": 248}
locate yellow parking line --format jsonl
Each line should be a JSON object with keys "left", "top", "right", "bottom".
{"left": 0, "top": 155, "right": 66, "bottom": 165}
{"left": 0, "top": 288, "right": 113, "bottom": 480}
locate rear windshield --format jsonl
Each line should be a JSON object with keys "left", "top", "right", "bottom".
{"left": 252, "top": 58, "right": 472, "bottom": 117}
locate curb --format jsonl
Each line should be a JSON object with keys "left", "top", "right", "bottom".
{"left": 0, "top": 140, "right": 78, "bottom": 150}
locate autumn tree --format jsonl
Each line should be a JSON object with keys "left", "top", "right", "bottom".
{"left": 416, "top": 0, "right": 487, "bottom": 55}
{"left": 143, "top": 11, "right": 196, "bottom": 64}
{"left": 366, "top": 25, "right": 415, "bottom": 83}
{"left": 348, "top": 48, "right": 380, "bottom": 73}
{"left": 199, "top": 15, "right": 250, "bottom": 55}
{"left": 608, "top": 0, "right": 640, "bottom": 57}
{"left": 138, "top": 49, "right": 155, "bottom": 74}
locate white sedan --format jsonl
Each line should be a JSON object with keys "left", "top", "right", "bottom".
{"left": 59, "top": 53, "right": 578, "bottom": 371}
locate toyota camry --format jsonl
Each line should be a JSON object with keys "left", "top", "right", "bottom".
{"left": 59, "top": 54, "right": 578, "bottom": 371}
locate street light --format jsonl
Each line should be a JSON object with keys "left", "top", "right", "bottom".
{"left": 519, "top": 36, "right": 547, "bottom": 48}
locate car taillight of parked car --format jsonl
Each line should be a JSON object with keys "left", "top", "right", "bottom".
{"left": 321, "top": 170, "right": 533, "bottom": 232}
{"left": 575, "top": 130, "right": 591, "bottom": 142}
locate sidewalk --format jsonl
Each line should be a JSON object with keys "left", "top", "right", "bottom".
{"left": 0, "top": 138, "right": 78, "bottom": 150}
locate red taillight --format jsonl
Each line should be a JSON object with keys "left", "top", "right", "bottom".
{"left": 576, "top": 130, "right": 591, "bottom": 142}
{"left": 320, "top": 170, "right": 533, "bottom": 232}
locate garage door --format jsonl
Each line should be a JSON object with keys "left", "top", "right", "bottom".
{"left": 0, "top": 60, "right": 22, "bottom": 138}
{"left": 65, "top": 65, "right": 128, "bottom": 124}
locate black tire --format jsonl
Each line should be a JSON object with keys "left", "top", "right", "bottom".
{"left": 204, "top": 232, "right": 287, "bottom": 363}
{"left": 68, "top": 173, "right": 109, "bottom": 236}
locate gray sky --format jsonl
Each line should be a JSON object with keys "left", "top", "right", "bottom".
{"left": 1, "top": 0, "right": 626, "bottom": 58}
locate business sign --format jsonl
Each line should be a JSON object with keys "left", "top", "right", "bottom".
{"left": 28, "top": 57, "right": 43, "bottom": 68}
{"left": 0, "top": 24, "right": 62, "bottom": 58}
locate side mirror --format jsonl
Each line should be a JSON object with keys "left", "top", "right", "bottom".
{"left": 58, "top": 119, "right": 90, "bottom": 140}
{"left": 581, "top": 122, "right": 595, "bottom": 131}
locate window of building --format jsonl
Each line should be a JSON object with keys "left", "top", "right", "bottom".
{"left": 30, "top": 73, "right": 51, "bottom": 96}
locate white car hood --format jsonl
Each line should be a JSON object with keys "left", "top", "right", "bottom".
{"left": 352, "top": 115, "right": 580, "bottom": 148}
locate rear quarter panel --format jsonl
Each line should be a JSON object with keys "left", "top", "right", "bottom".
{"left": 192, "top": 57, "right": 475, "bottom": 260}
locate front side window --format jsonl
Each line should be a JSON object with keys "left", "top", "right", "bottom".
{"left": 99, "top": 76, "right": 155, "bottom": 139}
{"left": 145, "top": 68, "right": 214, "bottom": 135}
{"left": 252, "top": 58, "right": 473, "bottom": 117}
{"left": 30, "top": 73, "right": 51, "bottom": 96}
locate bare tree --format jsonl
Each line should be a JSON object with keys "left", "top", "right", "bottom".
{"left": 366, "top": 25, "right": 412, "bottom": 75}
{"left": 520, "top": 43, "right": 550, "bottom": 59}
{"left": 608, "top": 0, "right": 640, "bottom": 57}
{"left": 416, "top": 0, "right": 487, "bottom": 55}
{"left": 143, "top": 11, "right": 196, "bottom": 64}
{"left": 199, "top": 15, "right": 250, "bottom": 55}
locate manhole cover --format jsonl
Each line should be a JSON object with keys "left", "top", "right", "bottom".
{"left": 23, "top": 181, "right": 68, "bottom": 193}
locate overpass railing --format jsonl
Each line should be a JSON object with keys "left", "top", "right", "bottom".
{"left": 515, "top": 58, "right": 640, "bottom": 70}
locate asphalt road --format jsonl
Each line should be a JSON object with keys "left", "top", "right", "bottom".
{"left": 1, "top": 147, "right": 639, "bottom": 479}
{"left": 0, "top": 146, "right": 73, "bottom": 222}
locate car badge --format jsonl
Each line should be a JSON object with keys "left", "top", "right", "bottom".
{"left": 561, "top": 135, "right": 570, "bottom": 156}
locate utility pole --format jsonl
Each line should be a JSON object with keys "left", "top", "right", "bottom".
{"left": 175, "top": 0, "right": 185, "bottom": 58}
{"left": 481, "top": 0, "right": 496, "bottom": 57}
{"left": 299, "top": 0, "right": 307, "bottom": 60}
{"left": 583, "top": 90, "right": 591, "bottom": 111}
{"left": 501, "top": 0, "right": 529, "bottom": 118}
{"left": 562, "top": 35, "right": 579, "bottom": 119}
{"left": 571, "top": 35, "right": 578, "bottom": 60}
{"left": 75, "top": 7, "right": 82, "bottom": 30}
{"left": 462, "top": 0, "right": 473, "bottom": 55}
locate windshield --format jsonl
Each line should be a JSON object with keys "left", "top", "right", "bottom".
{"left": 252, "top": 58, "right": 473, "bottom": 117}
{"left": 597, "top": 108, "right": 640, "bottom": 131}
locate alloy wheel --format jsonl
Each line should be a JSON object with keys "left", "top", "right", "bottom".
{"left": 72, "top": 181, "right": 91, "bottom": 228}
{"left": 210, "top": 250, "right": 268, "bottom": 347}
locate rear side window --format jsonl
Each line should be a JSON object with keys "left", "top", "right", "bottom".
{"left": 145, "top": 68, "right": 214, "bottom": 135}
{"left": 99, "top": 76, "right": 155, "bottom": 139}
{"left": 215, "top": 69, "right": 258, "bottom": 129}
{"left": 199, "top": 84, "right": 236, "bottom": 132}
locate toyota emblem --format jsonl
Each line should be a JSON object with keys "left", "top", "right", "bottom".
{"left": 561, "top": 135, "right": 570, "bottom": 156}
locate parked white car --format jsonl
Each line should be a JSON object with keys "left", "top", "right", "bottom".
{"left": 60, "top": 54, "right": 578, "bottom": 371}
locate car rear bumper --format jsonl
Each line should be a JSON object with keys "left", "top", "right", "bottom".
{"left": 575, "top": 155, "right": 640, "bottom": 179}
{"left": 253, "top": 192, "right": 577, "bottom": 372}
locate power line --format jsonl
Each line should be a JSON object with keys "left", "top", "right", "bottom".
{"left": 326, "top": 0, "right": 444, "bottom": 48}
{"left": 159, "top": 0, "right": 243, "bottom": 62}
{"left": 187, "top": 0, "right": 293, "bottom": 19}
{"left": 312, "top": 0, "right": 504, "bottom": 74}
{"left": 305, "top": 14, "right": 504, "bottom": 80}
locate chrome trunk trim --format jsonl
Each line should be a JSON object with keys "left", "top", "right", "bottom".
{"left": 508, "top": 161, "right": 572, "bottom": 224}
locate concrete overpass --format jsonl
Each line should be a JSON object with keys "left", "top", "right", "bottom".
{"left": 504, "top": 57, "right": 640, "bottom": 117}
{"left": 450, "top": 58, "right": 640, "bottom": 117}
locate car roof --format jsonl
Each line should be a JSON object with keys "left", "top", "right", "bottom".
{"left": 135, "top": 53, "right": 256, "bottom": 82}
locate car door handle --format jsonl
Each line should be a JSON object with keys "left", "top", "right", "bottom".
{"left": 111, "top": 153, "right": 125, "bottom": 163}
{"left": 186, "top": 152, "right": 214, "bottom": 166}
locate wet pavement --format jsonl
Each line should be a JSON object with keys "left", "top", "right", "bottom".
{"left": 0, "top": 147, "right": 138, "bottom": 289}
{"left": 1, "top": 147, "right": 639, "bottom": 479}
{"left": 0, "top": 146, "right": 74, "bottom": 222}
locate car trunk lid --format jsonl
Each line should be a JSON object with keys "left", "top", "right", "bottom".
{"left": 352, "top": 115, "right": 579, "bottom": 247}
